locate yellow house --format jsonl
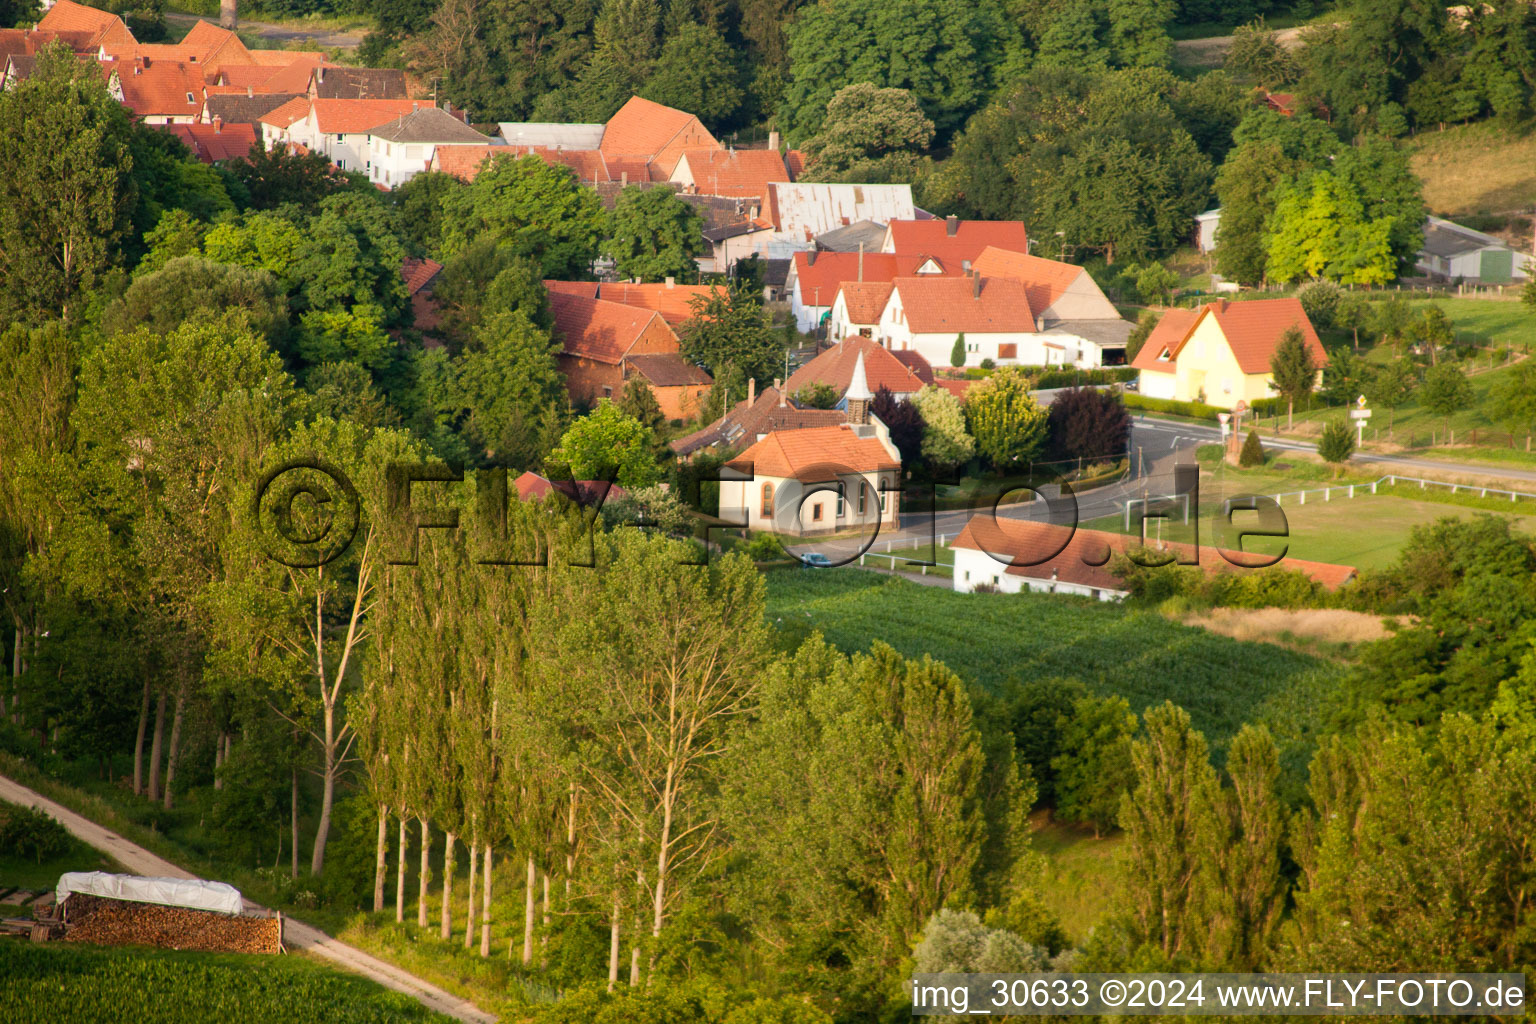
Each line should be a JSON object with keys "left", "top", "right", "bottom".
{"left": 1132, "top": 298, "right": 1327, "bottom": 409}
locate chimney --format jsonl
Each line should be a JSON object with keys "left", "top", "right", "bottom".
{"left": 858, "top": 241, "right": 863, "bottom": 282}
{"left": 806, "top": 250, "right": 817, "bottom": 266}
{"left": 748, "top": 378, "right": 756, "bottom": 406}
{"left": 665, "top": 276, "right": 675, "bottom": 288}
{"left": 213, "top": 115, "right": 222, "bottom": 134}
{"left": 621, "top": 170, "right": 628, "bottom": 186}
{"left": 220, "top": 0, "right": 237, "bottom": 29}
{"left": 768, "top": 130, "right": 780, "bottom": 151}
{"left": 962, "top": 259, "right": 971, "bottom": 273}
{"left": 774, "top": 378, "right": 785, "bottom": 407}
{"left": 946, "top": 214, "right": 959, "bottom": 237}
{"left": 973, "top": 274, "right": 982, "bottom": 299}
{"left": 246, "top": 85, "right": 252, "bottom": 97}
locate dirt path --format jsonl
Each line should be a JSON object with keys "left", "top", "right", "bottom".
{"left": 165, "top": 11, "right": 365, "bottom": 49}
{"left": 0, "top": 773, "right": 494, "bottom": 1024}
{"left": 1174, "top": 24, "right": 1314, "bottom": 68}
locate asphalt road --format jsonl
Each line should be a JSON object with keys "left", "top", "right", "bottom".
{"left": 0, "top": 773, "right": 495, "bottom": 1024}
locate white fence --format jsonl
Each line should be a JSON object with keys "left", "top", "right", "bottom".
{"left": 1257, "top": 473, "right": 1536, "bottom": 508}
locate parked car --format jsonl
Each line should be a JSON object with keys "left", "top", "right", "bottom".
{"left": 799, "top": 552, "right": 834, "bottom": 569}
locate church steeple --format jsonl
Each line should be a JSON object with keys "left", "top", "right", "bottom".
{"left": 846, "top": 349, "right": 873, "bottom": 425}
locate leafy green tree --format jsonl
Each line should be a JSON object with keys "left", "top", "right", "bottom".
{"left": 965, "top": 367, "right": 1048, "bottom": 471}
{"left": 0, "top": 42, "right": 135, "bottom": 322}
{"left": 389, "top": 169, "right": 463, "bottom": 257}
{"left": 677, "top": 284, "right": 781, "bottom": 386}
{"left": 1319, "top": 346, "right": 1367, "bottom": 406}
{"left": 639, "top": 21, "right": 743, "bottom": 129}
{"left": 547, "top": 400, "right": 661, "bottom": 486}
{"left": 1134, "top": 262, "right": 1178, "bottom": 305}
{"left": 1224, "top": 19, "right": 1299, "bottom": 89}
{"left": 1419, "top": 363, "right": 1473, "bottom": 441}
{"left": 603, "top": 186, "right": 703, "bottom": 284}
{"left": 135, "top": 209, "right": 206, "bottom": 277}
{"left": 1051, "top": 694, "right": 1136, "bottom": 837}
{"left": 1409, "top": 304, "right": 1455, "bottom": 366}
{"left": 1523, "top": 276, "right": 1536, "bottom": 312}
{"left": 1046, "top": 386, "right": 1131, "bottom": 464}
{"left": 1267, "top": 326, "right": 1318, "bottom": 429}
{"left": 1364, "top": 358, "right": 1416, "bottom": 435}
{"left": 616, "top": 375, "right": 666, "bottom": 435}
{"left": 1489, "top": 361, "right": 1536, "bottom": 447}
{"left": 227, "top": 138, "right": 350, "bottom": 213}
{"left": 438, "top": 154, "right": 606, "bottom": 278}
{"left": 802, "top": 83, "right": 935, "bottom": 177}
{"left": 793, "top": 381, "right": 839, "bottom": 409}
{"left": 1106, "top": 0, "right": 1175, "bottom": 69}
{"left": 1125, "top": 311, "right": 1157, "bottom": 362}
{"left": 202, "top": 210, "right": 306, "bottom": 285}
{"left": 292, "top": 192, "right": 411, "bottom": 321}
{"left": 1317, "top": 418, "right": 1355, "bottom": 475}
{"left": 1331, "top": 136, "right": 1426, "bottom": 276}
{"left": 456, "top": 308, "right": 566, "bottom": 466}
{"left": 0, "top": 0, "right": 39, "bottom": 27}
{"left": 1265, "top": 172, "right": 1395, "bottom": 286}
{"left": 102, "top": 255, "right": 287, "bottom": 342}
{"left": 1035, "top": 2, "right": 1108, "bottom": 70}
{"left": 1295, "top": 280, "right": 1342, "bottom": 330}
{"left": 912, "top": 909, "right": 1048, "bottom": 974}
{"left": 912, "top": 384, "right": 975, "bottom": 473}
{"left": 1214, "top": 142, "right": 1298, "bottom": 285}
{"left": 295, "top": 305, "right": 398, "bottom": 378}
{"left": 780, "top": 0, "right": 1004, "bottom": 142}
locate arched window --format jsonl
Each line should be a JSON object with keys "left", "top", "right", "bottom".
{"left": 760, "top": 482, "right": 774, "bottom": 519}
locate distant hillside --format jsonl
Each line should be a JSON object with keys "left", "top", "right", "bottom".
{"left": 1410, "top": 121, "right": 1536, "bottom": 217}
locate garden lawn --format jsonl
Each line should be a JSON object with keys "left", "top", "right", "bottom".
{"left": 0, "top": 941, "right": 454, "bottom": 1023}
{"left": 763, "top": 568, "right": 1345, "bottom": 756}
{"left": 1028, "top": 814, "right": 1123, "bottom": 946}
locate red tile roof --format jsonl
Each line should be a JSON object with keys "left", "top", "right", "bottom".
{"left": 544, "top": 280, "right": 600, "bottom": 299}
{"left": 784, "top": 337, "right": 927, "bottom": 397}
{"left": 891, "top": 349, "right": 934, "bottom": 385}
{"left": 311, "top": 98, "right": 425, "bottom": 134}
{"left": 892, "top": 276, "right": 1034, "bottom": 334}
{"left": 1130, "top": 299, "right": 1326, "bottom": 375}
{"left": 165, "top": 120, "right": 256, "bottom": 162}
{"left": 792, "top": 251, "right": 943, "bottom": 304}
{"left": 671, "top": 386, "right": 848, "bottom": 456}
{"left": 933, "top": 378, "right": 974, "bottom": 401}
{"left": 514, "top": 471, "right": 626, "bottom": 504}
{"left": 837, "top": 281, "right": 893, "bottom": 324}
{"left": 951, "top": 518, "right": 1356, "bottom": 591}
{"left": 401, "top": 257, "right": 443, "bottom": 296}
{"left": 598, "top": 281, "right": 718, "bottom": 323}
{"left": 1130, "top": 308, "right": 1201, "bottom": 372}
{"left": 784, "top": 149, "right": 805, "bottom": 180}
{"left": 600, "top": 95, "right": 715, "bottom": 160}
{"left": 258, "top": 95, "right": 310, "bottom": 129}
{"left": 675, "top": 148, "right": 789, "bottom": 201}
{"left": 970, "top": 246, "right": 1087, "bottom": 316}
{"left": 627, "top": 352, "right": 713, "bottom": 387}
{"left": 431, "top": 144, "right": 497, "bottom": 181}
{"left": 115, "top": 59, "right": 205, "bottom": 119}
{"left": 885, "top": 219, "right": 1029, "bottom": 266}
{"left": 37, "top": 0, "right": 134, "bottom": 49}
{"left": 726, "top": 423, "right": 899, "bottom": 479}
{"left": 549, "top": 291, "right": 673, "bottom": 364}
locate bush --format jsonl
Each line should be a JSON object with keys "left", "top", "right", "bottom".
{"left": 741, "top": 532, "right": 788, "bottom": 561}
{"left": 1239, "top": 429, "right": 1265, "bottom": 467}
{"left": 1121, "top": 393, "right": 1224, "bottom": 420}
{"left": 1296, "top": 280, "right": 1343, "bottom": 330}
{"left": 0, "top": 804, "right": 70, "bottom": 863}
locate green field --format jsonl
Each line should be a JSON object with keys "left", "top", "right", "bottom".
{"left": 0, "top": 942, "right": 453, "bottom": 1023}
{"left": 764, "top": 568, "right": 1345, "bottom": 755}
{"left": 1407, "top": 121, "right": 1536, "bottom": 216}
{"left": 1029, "top": 817, "right": 1124, "bottom": 945}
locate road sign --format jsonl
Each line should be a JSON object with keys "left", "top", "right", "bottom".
{"left": 1357, "top": 394, "right": 1368, "bottom": 408}
{"left": 1218, "top": 412, "right": 1231, "bottom": 424}
{"left": 1234, "top": 400, "right": 1249, "bottom": 414}
{"left": 1350, "top": 409, "right": 1372, "bottom": 419}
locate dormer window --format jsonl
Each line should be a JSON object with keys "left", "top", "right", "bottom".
{"left": 185, "top": 92, "right": 194, "bottom": 103}
{"left": 1157, "top": 347, "right": 1172, "bottom": 361}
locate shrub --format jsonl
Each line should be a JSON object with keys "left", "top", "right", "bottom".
{"left": 1239, "top": 429, "right": 1265, "bottom": 467}
{"left": 1047, "top": 387, "right": 1131, "bottom": 464}
{"left": 1296, "top": 280, "right": 1343, "bottom": 330}
{"left": 741, "top": 532, "right": 787, "bottom": 561}
{"left": 1122, "top": 393, "right": 1224, "bottom": 420}
{"left": 0, "top": 804, "right": 70, "bottom": 863}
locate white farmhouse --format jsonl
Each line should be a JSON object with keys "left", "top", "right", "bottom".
{"left": 367, "top": 107, "right": 493, "bottom": 188}
{"left": 877, "top": 274, "right": 1038, "bottom": 368}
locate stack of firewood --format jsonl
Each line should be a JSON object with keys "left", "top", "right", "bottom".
{"left": 62, "top": 894, "right": 281, "bottom": 954}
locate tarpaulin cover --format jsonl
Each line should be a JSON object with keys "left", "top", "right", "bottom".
{"left": 56, "top": 871, "right": 244, "bottom": 915}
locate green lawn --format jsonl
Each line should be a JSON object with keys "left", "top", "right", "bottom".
{"left": 0, "top": 942, "right": 453, "bottom": 1023}
{"left": 0, "top": 799, "right": 123, "bottom": 891}
{"left": 1407, "top": 121, "right": 1536, "bottom": 216}
{"left": 763, "top": 568, "right": 1345, "bottom": 757}
{"left": 1029, "top": 815, "right": 1124, "bottom": 946}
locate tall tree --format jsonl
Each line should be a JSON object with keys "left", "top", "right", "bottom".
{"left": 602, "top": 187, "right": 703, "bottom": 284}
{"left": 438, "top": 154, "right": 606, "bottom": 278}
{"left": 1267, "top": 327, "right": 1318, "bottom": 430}
{"left": 0, "top": 42, "right": 135, "bottom": 323}
{"left": 964, "top": 367, "right": 1048, "bottom": 471}
{"left": 1419, "top": 363, "right": 1473, "bottom": 441}
{"left": 801, "top": 83, "right": 935, "bottom": 178}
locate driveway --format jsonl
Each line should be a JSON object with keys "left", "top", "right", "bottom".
{"left": 0, "top": 773, "right": 494, "bottom": 1024}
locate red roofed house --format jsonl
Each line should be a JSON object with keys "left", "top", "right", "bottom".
{"left": 549, "top": 291, "right": 712, "bottom": 420}
{"left": 783, "top": 336, "right": 927, "bottom": 405}
{"left": 599, "top": 95, "right": 720, "bottom": 178}
{"left": 879, "top": 275, "right": 1038, "bottom": 368}
{"left": 881, "top": 216, "right": 1029, "bottom": 268}
{"left": 970, "top": 246, "right": 1134, "bottom": 366}
{"left": 165, "top": 119, "right": 255, "bottom": 162}
{"left": 592, "top": 280, "right": 716, "bottom": 324}
{"left": 787, "top": 250, "right": 945, "bottom": 332}
{"left": 401, "top": 256, "right": 445, "bottom": 337}
{"left": 262, "top": 98, "right": 431, "bottom": 173}
{"left": 111, "top": 58, "right": 206, "bottom": 123}
{"left": 669, "top": 148, "right": 789, "bottom": 205}
{"left": 37, "top": 0, "right": 136, "bottom": 51}
{"left": 1130, "top": 298, "right": 1327, "bottom": 410}
{"left": 670, "top": 377, "right": 847, "bottom": 459}
{"left": 720, "top": 369, "right": 901, "bottom": 535}
{"left": 514, "top": 471, "right": 626, "bottom": 506}
{"left": 951, "top": 517, "right": 1356, "bottom": 599}
{"left": 828, "top": 281, "right": 894, "bottom": 343}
